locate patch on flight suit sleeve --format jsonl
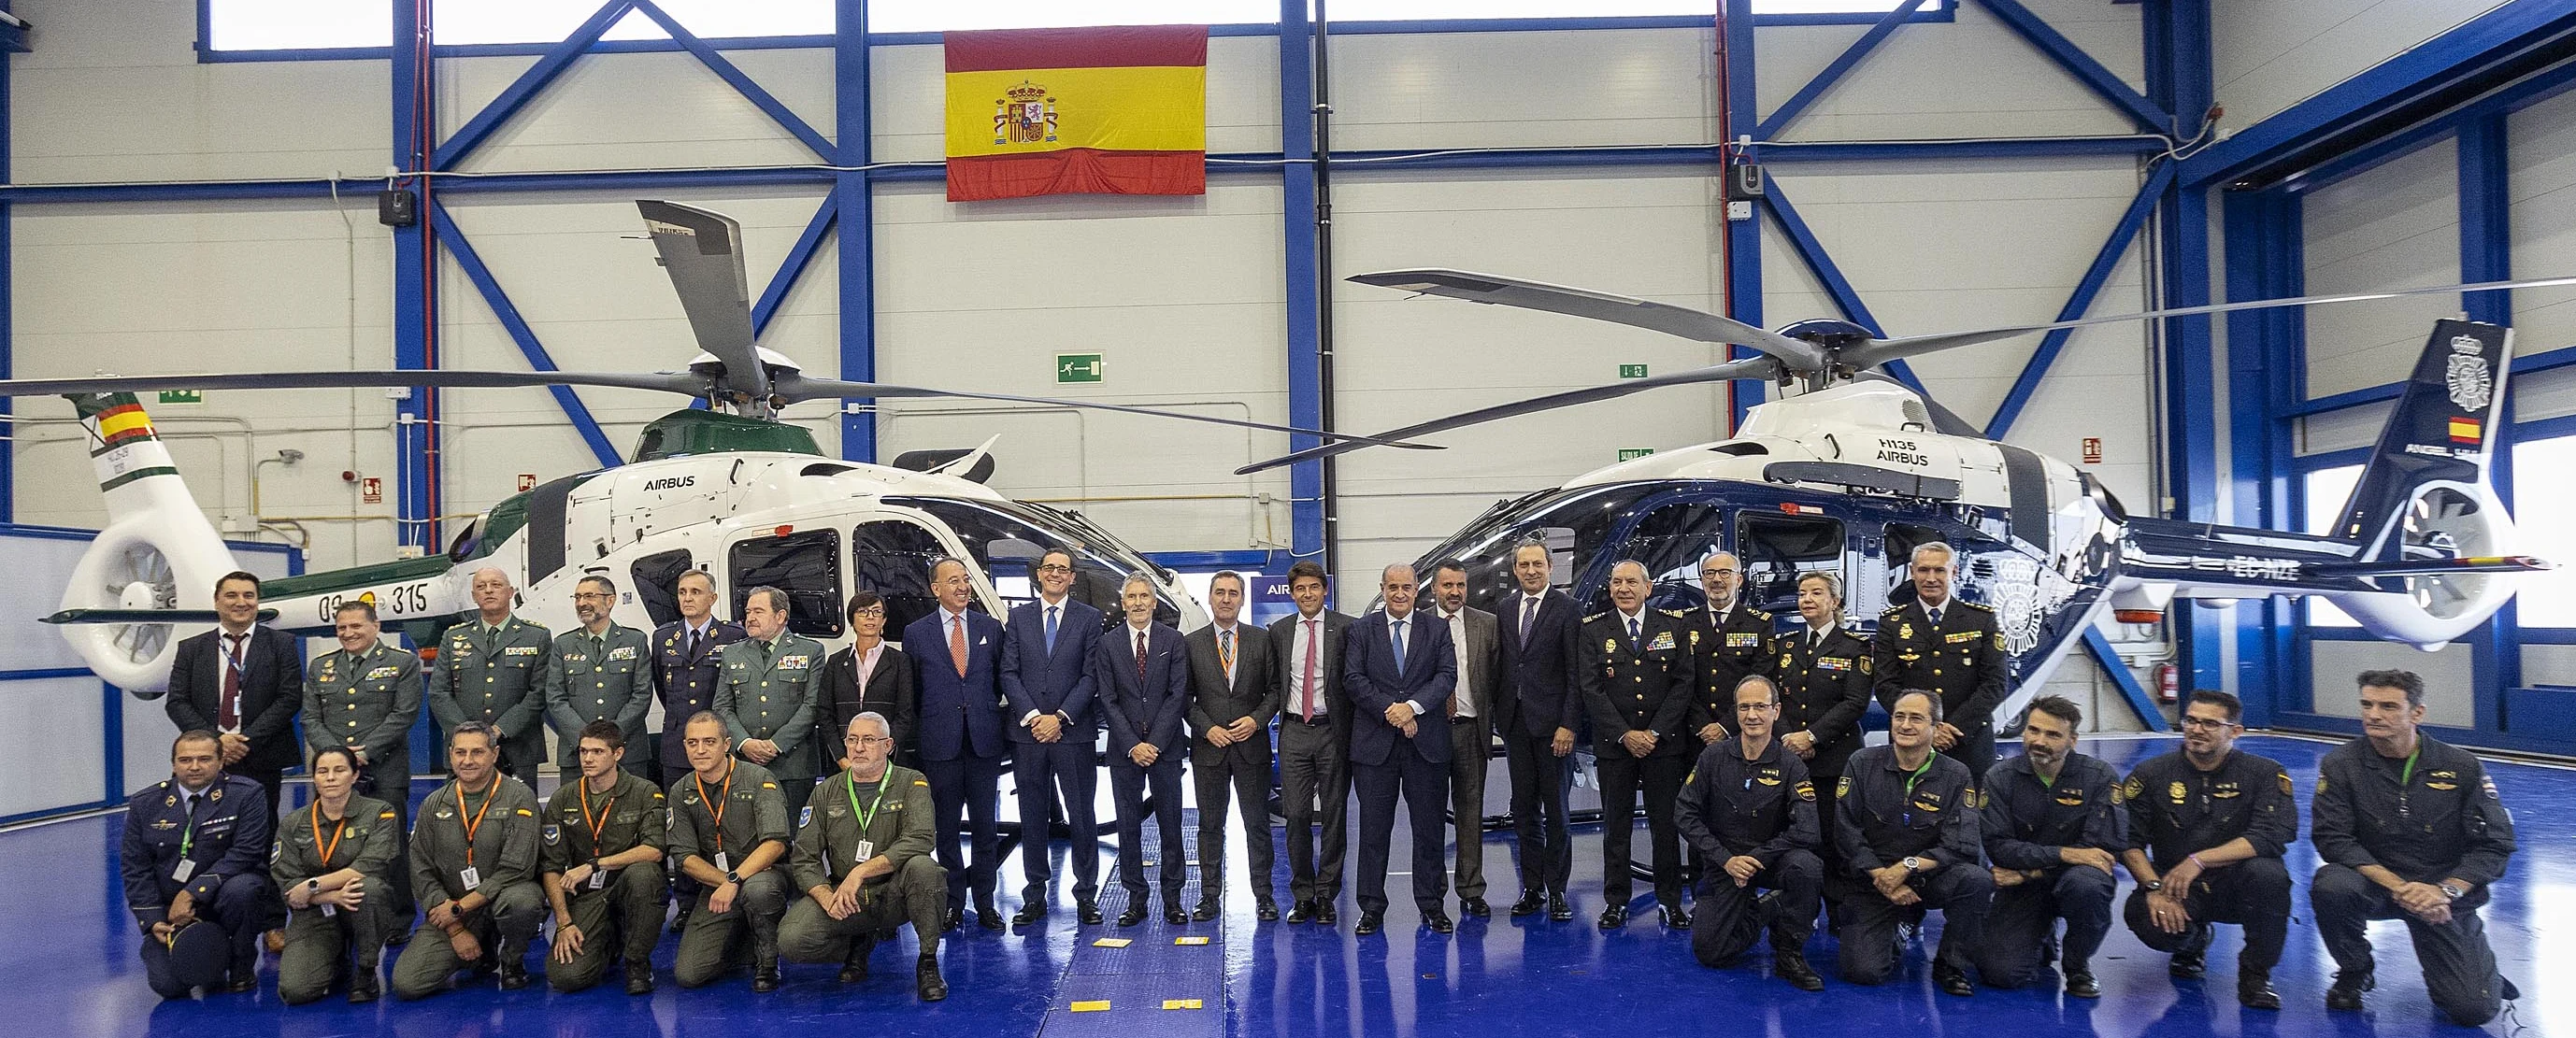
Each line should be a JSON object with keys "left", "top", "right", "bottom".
{"left": 542, "top": 824, "right": 560, "bottom": 846}
{"left": 1993, "top": 633, "right": 2006, "bottom": 651}
{"left": 2122, "top": 775, "right": 2143, "bottom": 802}
{"left": 1795, "top": 779, "right": 1815, "bottom": 802}
{"left": 798, "top": 805, "right": 812, "bottom": 829}
{"left": 1836, "top": 775, "right": 1852, "bottom": 800}
{"left": 2109, "top": 782, "right": 2125, "bottom": 804}
{"left": 2276, "top": 771, "right": 2292, "bottom": 796}
{"left": 915, "top": 779, "right": 930, "bottom": 787}
{"left": 2314, "top": 774, "right": 2328, "bottom": 796}
{"left": 269, "top": 841, "right": 282, "bottom": 864}
{"left": 2481, "top": 774, "right": 2500, "bottom": 801}
{"left": 516, "top": 808, "right": 534, "bottom": 817}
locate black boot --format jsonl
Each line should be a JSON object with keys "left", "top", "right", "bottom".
{"left": 917, "top": 955, "right": 949, "bottom": 1002}
{"left": 839, "top": 934, "right": 878, "bottom": 984}
{"left": 348, "top": 971, "right": 380, "bottom": 1003}
{"left": 625, "top": 959, "right": 654, "bottom": 996}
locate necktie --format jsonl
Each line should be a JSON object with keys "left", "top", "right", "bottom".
{"left": 1627, "top": 616, "right": 1641, "bottom": 650}
{"left": 949, "top": 616, "right": 968, "bottom": 677}
{"left": 1390, "top": 618, "right": 1406, "bottom": 677}
{"left": 1135, "top": 630, "right": 1149, "bottom": 681}
{"left": 1219, "top": 629, "right": 1235, "bottom": 682}
{"left": 1044, "top": 605, "right": 1060, "bottom": 653}
{"left": 1519, "top": 596, "right": 1536, "bottom": 645}
{"left": 1812, "top": 630, "right": 1824, "bottom": 649}
{"left": 219, "top": 633, "right": 244, "bottom": 731}
{"left": 1300, "top": 619, "right": 1319, "bottom": 721}
{"left": 688, "top": 626, "right": 702, "bottom": 660}
{"left": 1929, "top": 604, "right": 1943, "bottom": 627}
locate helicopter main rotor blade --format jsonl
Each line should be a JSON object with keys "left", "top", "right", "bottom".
{"left": 771, "top": 374, "right": 1442, "bottom": 449}
{"left": 1349, "top": 269, "right": 1829, "bottom": 371}
{"left": 1845, "top": 273, "right": 2576, "bottom": 370}
{"left": 1233, "top": 355, "right": 1784, "bottom": 475}
{"left": 637, "top": 200, "right": 767, "bottom": 401}
{"left": 0, "top": 369, "right": 707, "bottom": 399}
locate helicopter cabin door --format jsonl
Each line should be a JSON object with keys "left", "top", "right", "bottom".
{"left": 1731, "top": 508, "right": 1849, "bottom": 617}
{"left": 840, "top": 507, "right": 984, "bottom": 649}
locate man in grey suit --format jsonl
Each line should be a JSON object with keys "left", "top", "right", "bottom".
{"left": 1185, "top": 571, "right": 1282, "bottom": 921}
{"left": 1428, "top": 561, "right": 1501, "bottom": 917}
{"left": 1268, "top": 560, "right": 1355, "bottom": 926}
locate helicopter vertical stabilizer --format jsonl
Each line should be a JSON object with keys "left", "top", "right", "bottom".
{"left": 52, "top": 393, "right": 240, "bottom": 690}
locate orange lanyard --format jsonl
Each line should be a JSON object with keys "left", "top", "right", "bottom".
{"left": 693, "top": 761, "right": 735, "bottom": 854}
{"left": 577, "top": 778, "right": 618, "bottom": 849}
{"left": 457, "top": 783, "right": 498, "bottom": 867}
{"left": 312, "top": 807, "right": 348, "bottom": 866}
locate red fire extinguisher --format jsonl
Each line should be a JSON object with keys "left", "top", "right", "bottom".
{"left": 2153, "top": 662, "right": 2182, "bottom": 703}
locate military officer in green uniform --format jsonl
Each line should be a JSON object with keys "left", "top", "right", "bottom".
{"left": 667, "top": 711, "right": 793, "bottom": 992}
{"left": 1580, "top": 560, "right": 1702, "bottom": 930}
{"left": 273, "top": 746, "right": 400, "bottom": 1004}
{"left": 393, "top": 722, "right": 545, "bottom": 999}
{"left": 1687, "top": 551, "right": 1773, "bottom": 746}
{"left": 545, "top": 576, "right": 654, "bottom": 780}
{"left": 541, "top": 720, "right": 666, "bottom": 995}
{"left": 781, "top": 711, "right": 949, "bottom": 1002}
{"left": 1870, "top": 542, "right": 2011, "bottom": 776}
{"left": 431, "top": 566, "right": 555, "bottom": 780}
{"left": 301, "top": 600, "right": 422, "bottom": 920}
{"left": 716, "top": 586, "right": 826, "bottom": 818}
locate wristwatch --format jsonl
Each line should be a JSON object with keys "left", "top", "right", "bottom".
{"left": 724, "top": 870, "right": 743, "bottom": 886}
{"left": 2438, "top": 881, "right": 2468, "bottom": 901}
{"left": 1900, "top": 856, "right": 1923, "bottom": 873}
{"left": 2141, "top": 879, "right": 2164, "bottom": 891}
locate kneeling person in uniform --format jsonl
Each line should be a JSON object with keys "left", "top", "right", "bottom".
{"left": 393, "top": 721, "right": 544, "bottom": 999}
{"left": 2311, "top": 670, "right": 2519, "bottom": 1025}
{"left": 273, "top": 747, "right": 400, "bottom": 1004}
{"left": 1674, "top": 675, "right": 1826, "bottom": 990}
{"left": 2118, "top": 690, "right": 2295, "bottom": 1009}
{"left": 1834, "top": 690, "right": 1991, "bottom": 995}
{"left": 121, "top": 730, "right": 276, "bottom": 999}
{"left": 668, "top": 710, "right": 794, "bottom": 991}
{"left": 781, "top": 712, "right": 950, "bottom": 1001}
{"left": 1973, "top": 694, "right": 2125, "bottom": 998}
{"left": 541, "top": 720, "right": 666, "bottom": 995}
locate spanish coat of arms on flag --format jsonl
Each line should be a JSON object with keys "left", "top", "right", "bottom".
{"left": 944, "top": 25, "right": 1209, "bottom": 202}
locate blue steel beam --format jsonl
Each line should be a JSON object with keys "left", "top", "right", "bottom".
{"left": 1975, "top": 0, "right": 2171, "bottom": 133}
{"left": 0, "top": 17, "right": 12, "bottom": 523}
{"left": 2145, "top": 0, "right": 2223, "bottom": 697}
{"left": 1756, "top": 175, "right": 1925, "bottom": 392}
{"left": 2082, "top": 628, "right": 2169, "bottom": 732}
{"left": 427, "top": 204, "right": 625, "bottom": 469}
{"left": 1984, "top": 161, "right": 2173, "bottom": 439}
{"left": 391, "top": 0, "right": 437, "bottom": 552}
{"left": 1723, "top": 0, "right": 1765, "bottom": 431}
{"left": 1281, "top": 0, "right": 1325, "bottom": 561}
{"left": 2222, "top": 186, "right": 2299, "bottom": 728}
{"left": 1756, "top": 0, "right": 1927, "bottom": 139}
{"left": 630, "top": 0, "right": 836, "bottom": 160}
{"left": 751, "top": 189, "right": 839, "bottom": 336}
{"left": 836, "top": 0, "right": 877, "bottom": 463}
{"left": 435, "top": 0, "right": 636, "bottom": 170}
{"left": 2459, "top": 113, "right": 2514, "bottom": 734}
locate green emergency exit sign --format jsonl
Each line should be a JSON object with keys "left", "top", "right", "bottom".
{"left": 1617, "top": 448, "right": 1655, "bottom": 462}
{"left": 1056, "top": 353, "right": 1104, "bottom": 383}
{"left": 156, "top": 390, "right": 204, "bottom": 405}
{"left": 1618, "top": 363, "right": 1649, "bottom": 378}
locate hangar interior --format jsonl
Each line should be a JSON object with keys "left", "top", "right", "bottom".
{"left": 2, "top": 1, "right": 2574, "bottom": 1035}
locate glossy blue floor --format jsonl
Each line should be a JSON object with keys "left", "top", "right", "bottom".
{"left": 7, "top": 733, "right": 2565, "bottom": 1037}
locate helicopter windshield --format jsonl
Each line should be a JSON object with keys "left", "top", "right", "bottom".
{"left": 886, "top": 496, "right": 1181, "bottom": 626}
{"left": 1412, "top": 483, "right": 1662, "bottom": 613}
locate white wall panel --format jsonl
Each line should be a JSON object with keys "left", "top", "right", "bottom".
{"left": 1760, "top": 0, "right": 2142, "bottom": 143}
{"left": 442, "top": 50, "right": 835, "bottom": 173}
{"left": 2310, "top": 639, "right": 2472, "bottom": 727}
{"left": 1328, "top": 29, "right": 1715, "bottom": 151}
{"left": 871, "top": 36, "right": 1281, "bottom": 164}
{"left": 2301, "top": 138, "right": 2459, "bottom": 400}
{"left": 2215, "top": 0, "right": 2511, "bottom": 133}
{"left": 2509, "top": 86, "right": 2576, "bottom": 372}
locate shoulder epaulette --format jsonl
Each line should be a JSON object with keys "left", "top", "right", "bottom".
{"left": 1956, "top": 601, "right": 1994, "bottom": 612}
{"left": 1882, "top": 605, "right": 1908, "bottom": 617}
{"left": 1751, "top": 608, "right": 1772, "bottom": 620}
{"left": 1661, "top": 608, "right": 1690, "bottom": 619}
{"left": 1582, "top": 611, "right": 1609, "bottom": 623}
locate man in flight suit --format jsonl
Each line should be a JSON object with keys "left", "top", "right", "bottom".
{"left": 780, "top": 712, "right": 950, "bottom": 1001}
{"left": 653, "top": 568, "right": 744, "bottom": 932}
{"left": 1973, "top": 694, "right": 2125, "bottom": 998}
{"left": 666, "top": 711, "right": 793, "bottom": 992}
{"left": 540, "top": 720, "right": 666, "bottom": 995}
{"left": 1675, "top": 675, "right": 1825, "bottom": 990}
{"left": 391, "top": 722, "right": 544, "bottom": 999}
{"left": 2119, "top": 690, "right": 2296, "bottom": 1010}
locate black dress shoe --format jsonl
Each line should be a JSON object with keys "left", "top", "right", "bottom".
{"left": 1775, "top": 953, "right": 1825, "bottom": 991}
{"left": 348, "top": 973, "right": 380, "bottom": 1003}
{"left": 1353, "top": 912, "right": 1383, "bottom": 935}
{"left": 976, "top": 903, "right": 1006, "bottom": 931}
{"left": 1164, "top": 903, "right": 1190, "bottom": 925}
{"left": 1118, "top": 905, "right": 1147, "bottom": 927}
{"left": 1255, "top": 901, "right": 1281, "bottom": 922}
{"left": 752, "top": 963, "right": 780, "bottom": 993}
{"left": 1510, "top": 892, "right": 1544, "bottom": 917}
{"left": 1192, "top": 900, "right": 1221, "bottom": 922}
{"left": 2239, "top": 976, "right": 2282, "bottom": 1011}
{"left": 943, "top": 906, "right": 965, "bottom": 931}
{"left": 1283, "top": 900, "right": 1313, "bottom": 923}
{"left": 498, "top": 961, "right": 530, "bottom": 990}
{"left": 1548, "top": 894, "right": 1574, "bottom": 922}
{"left": 1932, "top": 963, "right": 1974, "bottom": 997}
{"left": 1424, "top": 912, "right": 1454, "bottom": 934}
{"left": 1660, "top": 904, "right": 1692, "bottom": 930}
{"left": 840, "top": 934, "right": 877, "bottom": 984}
{"left": 625, "top": 961, "right": 655, "bottom": 996}
{"left": 1462, "top": 897, "right": 1490, "bottom": 917}
{"left": 1597, "top": 905, "right": 1627, "bottom": 930}
{"left": 2326, "top": 969, "right": 2373, "bottom": 1011}
{"left": 2168, "top": 949, "right": 2204, "bottom": 979}
{"left": 2066, "top": 970, "right": 2100, "bottom": 999}
{"left": 1079, "top": 902, "right": 1105, "bottom": 926}
{"left": 1013, "top": 903, "right": 1048, "bottom": 926}
{"left": 917, "top": 957, "right": 949, "bottom": 1002}
{"left": 669, "top": 902, "right": 693, "bottom": 933}
{"left": 1313, "top": 904, "right": 1338, "bottom": 927}
{"left": 225, "top": 970, "right": 260, "bottom": 994}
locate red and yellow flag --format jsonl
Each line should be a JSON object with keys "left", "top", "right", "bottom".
{"left": 944, "top": 25, "right": 1208, "bottom": 202}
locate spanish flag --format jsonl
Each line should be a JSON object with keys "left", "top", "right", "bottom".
{"left": 2450, "top": 416, "right": 2483, "bottom": 444}
{"left": 945, "top": 25, "right": 1208, "bottom": 202}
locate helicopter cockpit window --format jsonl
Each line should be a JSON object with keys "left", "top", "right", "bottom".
{"left": 730, "top": 530, "right": 845, "bottom": 639}
{"left": 850, "top": 519, "right": 952, "bottom": 633}
{"left": 888, "top": 496, "right": 1174, "bottom": 628}
{"left": 1735, "top": 512, "right": 1844, "bottom": 615}
{"left": 629, "top": 549, "right": 696, "bottom": 628}
{"left": 1626, "top": 500, "right": 1730, "bottom": 609}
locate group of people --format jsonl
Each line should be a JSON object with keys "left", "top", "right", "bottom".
{"left": 115, "top": 542, "right": 2522, "bottom": 1026}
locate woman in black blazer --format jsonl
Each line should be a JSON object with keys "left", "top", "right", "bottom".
{"left": 820, "top": 591, "right": 918, "bottom": 768}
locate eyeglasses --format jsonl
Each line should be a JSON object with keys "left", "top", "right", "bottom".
{"left": 2178, "top": 716, "right": 2240, "bottom": 732}
{"left": 1037, "top": 563, "right": 1073, "bottom": 575}
{"left": 1702, "top": 568, "right": 1739, "bottom": 576}
{"left": 850, "top": 606, "right": 886, "bottom": 618}
{"left": 574, "top": 592, "right": 615, "bottom": 601}
{"left": 844, "top": 734, "right": 894, "bottom": 746}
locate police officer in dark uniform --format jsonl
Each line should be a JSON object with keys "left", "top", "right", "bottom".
{"left": 1580, "top": 560, "right": 1700, "bottom": 930}
{"left": 2311, "top": 670, "right": 2519, "bottom": 1026}
{"left": 2119, "top": 690, "right": 2295, "bottom": 1010}
{"left": 1870, "top": 542, "right": 2009, "bottom": 777}
{"left": 1674, "top": 675, "right": 1825, "bottom": 989}
{"left": 540, "top": 720, "right": 667, "bottom": 995}
{"left": 1974, "top": 694, "right": 2125, "bottom": 998}
{"left": 1768, "top": 571, "right": 1873, "bottom": 893}
{"left": 430, "top": 567, "right": 556, "bottom": 781}
{"left": 121, "top": 730, "right": 275, "bottom": 998}
{"left": 1834, "top": 690, "right": 1991, "bottom": 995}
{"left": 1688, "top": 551, "right": 1772, "bottom": 747}
{"left": 653, "top": 568, "right": 745, "bottom": 933}
{"left": 301, "top": 600, "right": 422, "bottom": 924}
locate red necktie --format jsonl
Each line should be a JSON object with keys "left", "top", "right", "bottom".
{"left": 219, "top": 633, "right": 244, "bottom": 731}
{"left": 1135, "top": 630, "right": 1149, "bottom": 681}
{"left": 1300, "top": 619, "right": 1319, "bottom": 721}
{"left": 949, "top": 616, "right": 968, "bottom": 677}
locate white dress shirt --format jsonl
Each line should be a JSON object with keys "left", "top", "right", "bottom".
{"left": 1287, "top": 610, "right": 1328, "bottom": 718}
{"left": 1438, "top": 605, "right": 1477, "bottom": 718}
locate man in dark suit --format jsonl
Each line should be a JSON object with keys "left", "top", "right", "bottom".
{"left": 1426, "top": 561, "right": 1500, "bottom": 917}
{"left": 1870, "top": 542, "right": 2010, "bottom": 776}
{"left": 1582, "top": 560, "right": 1701, "bottom": 931}
{"left": 1184, "top": 571, "right": 1281, "bottom": 920}
{"left": 1689, "top": 551, "right": 1773, "bottom": 747}
{"left": 1495, "top": 540, "right": 1581, "bottom": 921}
{"left": 1344, "top": 562, "right": 1457, "bottom": 936}
{"left": 902, "top": 556, "right": 1009, "bottom": 931}
{"left": 999, "top": 547, "right": 1107, "bottom": 925}
{"left": 1095, "top": 573, "right": 1194, "bottom": 925}
{"left": 1269, "top": 562, "right": 1354, "bottom": 925}
{"left": 162, "top": 571, "right": 304, "bottom": 826}
{"left": 651, "top": 568, "right": 744, "bottom": 933}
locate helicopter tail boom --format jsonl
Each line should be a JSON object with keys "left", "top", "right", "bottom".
{"left": 53, "top": 393, "right": 240, "bottom": 691}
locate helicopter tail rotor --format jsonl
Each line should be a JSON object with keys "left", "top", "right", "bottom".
{"left": 51, "top": 393, "right": 239, "bottom": 692}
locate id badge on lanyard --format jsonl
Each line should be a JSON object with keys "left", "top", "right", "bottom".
{"left": 854, "top": 839, "right": 875, "bottom": 865}
{"left": 172, "top": 860, "right": 195, "bottom": 884}
{"left": 460, "top": 865, "right": 481, "bottom": 889}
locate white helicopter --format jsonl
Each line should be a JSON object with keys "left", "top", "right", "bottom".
{"left": 24, "top": 201, "right": 1433, "bottom": 691}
